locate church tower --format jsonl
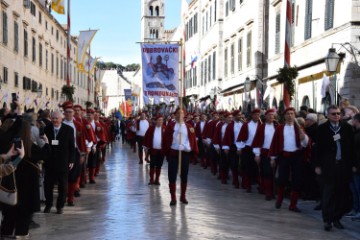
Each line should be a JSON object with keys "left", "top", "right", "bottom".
{"left": 141, "top": 0, "right": 165, "bottom": 42}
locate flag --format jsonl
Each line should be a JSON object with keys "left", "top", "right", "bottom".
{"left": 77, "top": 30, "right": 97, "bottom": 71}
{"left": 52, "top": 0, "right": 65, "bottom": 14}
{"left": 131, "top": 83, "right": 141, "bottom": 96}
{"left": 115, "top": 110, "right": 122, "bottom": 120}
{"left": 191, "top": 53, "right": 198, "bottom": 68}
{"left": 83, "top": 54, "right": 98, "bottom": 74}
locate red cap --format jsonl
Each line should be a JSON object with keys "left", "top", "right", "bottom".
{"left": 155, "top": 114, "right": 163, "bottom": 120}
{"left": 283, "top": 107, "right": 296, "bottom": 115}
{"left": 73, "top": 104, "right": 83, "bottom": 110}
{"left": 224, "top": 112, "right": 232, "bottom": 118}
{"left": 265, "top": 108, "right": 276, "bottom": 115}
{"left": 87, "top": 108, "right": 95, "bottom": 114}
{"left": 62, "top": 101, "right": 73, "bottom": 111}
{"left": 251, "top": 108, "right": 261, "bottom": 114}
{"left": 232, "top": 110, "right": 241, "bottom": 116}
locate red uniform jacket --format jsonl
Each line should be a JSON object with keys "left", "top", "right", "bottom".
{"left": 73, "top": 120, "right": 87, "bottom": 153}
{"left": 222, "top": 121, "right": 240, "bottom": 149}
{"left": 186, "top": 120, "right": 195, "bottom": 127}
{"left": 236, "top": 121, "right": 261, "bottom": 143}
{"left": 251, "top": 122, "right": 279, "bottom": 149}
{"left": 268, "top": 124, "right": 301, "bottom": 158}
{"left": 162, "top": 122, "right": 199, "bottom": 156}
{"left": 212, "top": 121, "right": 225, "bottom": 146}
{"left": 202, "top": 120, "right": 219, "bottom": 140}
{"left": 195, "top": 121, "right": 206, "bottom": 139}
{"left": 126, "top": 121, "right": 136, "bottom": 140}
{"left": 143, "top": 125, "right": 166, "bottom": 155}
{"left": 94, "top": 121, "right": 107, "bottom": 148}
{"left": 75, "top": 116, "right": 96, "bottom": 145}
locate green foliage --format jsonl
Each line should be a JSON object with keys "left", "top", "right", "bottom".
{"left": 96, "top": 62, "right": 140, "bottom": 71}
{"left": 61, "top": 85, "right": 75, "bottom": 102}
{"left": 276, "top": 66, "right": 299, "bottom": 101}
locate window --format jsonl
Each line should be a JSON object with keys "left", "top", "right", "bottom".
{"left": 224, "top": 47, "right": 228, "bottom": 78}
{"left": 325, "top": 0, "right": 334, "bottom": 30}
{"left": 45, "top": 20, "right": 48, "bottom": 30}
{"left": 238, "top": 38, "right": 243, "bottom": 71}
{"left": 51, "top": 88, "right": 54, "bottom": 98}
{"left": 51, "top": 53, "right": 54, "bottom": 74}
{"left": 193, "top": 67, "right": 197, "bottom": 86}
{"left": 202, "top": 16, "right": 205, "bottom": 35}
{"left": 56, "top": 30, "right": 59, "bottom": 41}
{"left": 14, "top": 21, "right": 19, "bottom": 52}
{"left": 246, "top": 31, "right": 252, "bottom": 67}
{"left": 38, "top": 11, "right": 42, "bottom": 24}
{"left": 209, "top": 6, "right": 212, "bottom": 28}
{"left": 14, "top": 72, "right": 19, "bottom": 87}
{"left": 155, "top": 6, "right": 159, "bottom": 16}
{"left": 2, "top": 11, "right": 8, "bottom": 45}
{"left": 30, "top": 2, "right": 36, "bottom": 16}
{"left": 204, "top": 60, "right": 207, "bottom": 83}
{"left": 225, "top": 1, "right": 229, "bottom": 17}
{"left": 45, "top": 49, "right": 48, "bottom": 70}
{"left": 214, "top": 0, "right": 217, "bottom": 22}
{"left": 56, "top": 56, "right": 59, "bottom": 77}
{"left": 275, "top": 12, "right": 281, "bottom": 54}
{"left": 208, "top": 55, "right": 211, "bottom": 82}
{"left": 60, "top": 59, "right": 63, "bottom": 79}
{"left": 51, "top": 26, "right": 53, "bottom": 35}
{"left": 304, "top": 0, "right": 313, "bottom": 40}
{"left": 230, "top": 0, "right": 236, "bottom": 12}
{"left": 212, "top": 51, "right": 216, "bottom": 80}
{"left": 39, "top": 43, "right": 42, "bottom": 66}
{"left": 194, "top": 13, "right": 198, "bottom": 34}
{"left": 3, "top": 67, "right": 8, "bottom": 84}
{"left": 149, "top": 6, "right": 153, "bottom": 16}
{"left": 201, "top": 62, "right": 203, "bottom": 85}
{"left": 24, "top": 29, "right": 28, "bottom": 57}
{"left": 206, "top": 11, "right": 208, "bottom": 32}
{"left": 32, "top": 37, "right": 36, "bottom": 62}
{"left": 46, "top": 87, "right": 48, "bottom": 96}
{"left": 231, "top": 43, "right": 235, "bottom": 74}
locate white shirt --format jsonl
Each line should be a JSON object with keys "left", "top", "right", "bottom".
{"left": 200, "top": 121, "right": 205, "bottom": 133}
{"left": 63, "top": 119, "right": 77, "bottom": 148}
{"left": 283, "top": 124, "right": 309, "bottom": 152}
{"left": 90, "top": 120, "right": 100, "bottom": 144}
{"left": 152, "top": 126, "right": 162, "bottom": 150}
{"left": 171, "top": 123, "right": 191, "bottom": 152}
{"left": 237, "top": 121, "right": 259, "bottom": 149}
{"left": 253, "top": 123, "right": 275, "bottom": 157}
{"left": 214, "top": 123, "right": 227, "bottom": 150}
{"left": 136, "top": 119, "right": 149, "bottom": 137}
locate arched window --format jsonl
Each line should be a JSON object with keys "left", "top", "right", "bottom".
{"left": 302, "top": 95, "right": 310, "bottom": 108}
{"left": 155, "top": 6, "right": 159, "bottom": 16}
{"left": 149, "top": 6, "right": 153, "bottom": 16}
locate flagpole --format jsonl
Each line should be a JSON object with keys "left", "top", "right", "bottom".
{"left": 66, "top": 0, "right": 71, "bottom": 87}
{"left": 87, "top": 43, "right": 91, "bottom": 102}
{"left": 178, "top": 38, "right": 183, "bottom": 177}
{"left": 283, "top": 0, "right": 292, "bottom": 107}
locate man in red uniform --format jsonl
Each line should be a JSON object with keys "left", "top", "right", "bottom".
{"left": 213, "top": 112, "right": 232, "bottom": 184}
{"left": 202, "top": 112, "right": 220, "bottom": 173}
{"left": 143, "top": 115, "right": 166, "bottom": 185}
{"left": 236, "top": 109, "right": 261, "bottom": 192}
{"left": 222, "top": 110, "right": 243, "bottom": 188}
{"left": 135, "top": 112, "right": 150, "bottom": 164}
{"left": 195, "top": 113, "right": 207, "bottom": 167}
{"left": 94, "top": 111, "right": 108, "bottom": 176}
{"left": 252, "top": 109, "right": 278, "bottom": 200}
{"left": 74, "top": 104, "right": 95, "bottom": 188}
{"left": 269, "top": 107, "right": 309, "bottom": 212}
{"left": 163, "top": 108, "right": 198, "bottom": 206}
{"left": 62, "top": 102, "right": 86, "bottom": 206}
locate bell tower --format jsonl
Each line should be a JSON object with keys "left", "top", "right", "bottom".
{"left": 141, "top": 0, "right": 165, "bottom": 42}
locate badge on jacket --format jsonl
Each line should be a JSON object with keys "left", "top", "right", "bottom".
{"left": 97, "top": 126, "right": 101, "bottom": 132}
{"left": 190, "top": 128, "right": 195, "bottom": 133}
{"left": 86, "top": 125, "right": 90, "bottom": 130}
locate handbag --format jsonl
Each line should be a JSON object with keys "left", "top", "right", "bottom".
{"left": 0, "top": 172, "right": 17, "bottom": 206}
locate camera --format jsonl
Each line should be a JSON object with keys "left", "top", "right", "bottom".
{"left": 13, "top": 137, "right": 22, "bottom": 149}
{"left": 39, "top": 126, "right": 45, "bottom": 136}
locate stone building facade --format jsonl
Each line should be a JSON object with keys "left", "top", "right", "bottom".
{"left": 0, "top": 0, "right": 95, "bottom": 110}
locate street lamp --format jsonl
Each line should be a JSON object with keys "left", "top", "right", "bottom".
{"left": 325, "top": 48, "right": 341, "bottom": 72}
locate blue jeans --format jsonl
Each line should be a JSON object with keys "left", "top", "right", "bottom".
{"left": 350, "top": 174, "right": 360, "bottom": 212}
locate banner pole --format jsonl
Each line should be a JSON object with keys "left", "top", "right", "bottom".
{"left": 178, "top": 39, "right": 183, "bottom": 177}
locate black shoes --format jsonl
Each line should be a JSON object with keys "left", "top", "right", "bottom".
{"left": 289, "top": 207, "right": 302, "bottom": 213}
{"left": 43, "top": 206, "right": 51, "bottom": 213}
{"left": 170, "top": 200, "right": 177, "bottom": 206}
{"left": 89, "top": 179, "right": 96, "bottom": 184}
{"left": 67, "top": 201, "right": 75, "bottom": 207}
{"left": 74, "top": 191, "right": 81, "bottom": 197}
{"left": 324, "top": 222, "right": 332, "bottom": 231}
{"left": 29, "top": 220, "right": 40, "bottom": 229}
{"left": 56, "top": 208, "right": 63, "bottom": 214}
{"left": 275, "top": 201, "right": 282, "bottom": 209}
{"left": 333, "top": 220, "right": 344, "bottom": 229}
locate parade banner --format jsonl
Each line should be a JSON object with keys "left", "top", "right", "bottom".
{"left": 83, "top": 55, "right": 98, "bottom": 74}
{"left": 77, "top": 30, "right": 97, "bottom": 71}
{"left": 52, "top": 0, "right": 65, "bottom": 14}
{"left": 124, "top": 89, "right": 132, "bottom": 101}
{"left": 141, "top": 44, "right": 179, "bottom": 105}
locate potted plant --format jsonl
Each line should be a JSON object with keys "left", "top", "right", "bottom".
{"left": 61, "top": 85, "right": 75, "bottom": 102}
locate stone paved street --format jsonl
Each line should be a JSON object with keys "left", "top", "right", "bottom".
{"left": 30, "top": 143, "right": 360, "bottom": 240}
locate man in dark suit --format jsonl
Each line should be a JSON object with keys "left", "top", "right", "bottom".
{"left": 315, "top": 105, "right": 357, "bottom": 231}
{"left": 44, "top": 111, "right": 75, "bottom": 214}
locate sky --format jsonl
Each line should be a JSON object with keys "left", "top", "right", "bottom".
{"left": 53, "top": 0, "right": 183, "bottom": 66}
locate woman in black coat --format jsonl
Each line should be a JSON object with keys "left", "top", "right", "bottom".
{"left": 1, "top": 120, "right": 51, "bottom": 238}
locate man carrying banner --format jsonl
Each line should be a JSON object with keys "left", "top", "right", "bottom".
{"left": 163, "top": 108, "right": 198, "bottom": 206}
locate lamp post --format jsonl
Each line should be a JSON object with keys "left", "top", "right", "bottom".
{"left": 325, "top": 48, "right": 341, "bottom": 105}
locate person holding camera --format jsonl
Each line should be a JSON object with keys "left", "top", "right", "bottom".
{"left": 1, "top": 120, "right": 50, "bottom": 239}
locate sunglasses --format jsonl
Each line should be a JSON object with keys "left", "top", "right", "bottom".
{"left": 330, "top": 112, "right": 341, "bottom": 116}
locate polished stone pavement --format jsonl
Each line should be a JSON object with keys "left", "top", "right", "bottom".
{"left": 30, "top": 143, "right": 360, "bottom": 240}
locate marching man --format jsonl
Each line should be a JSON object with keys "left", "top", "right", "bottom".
{"left": 269, "top": 107, "right": 309, "bottom": 212}
{"left": 143, "top": 115, "right": 166, "bottom": 185}
{"left": 163, "top": 108, "right": 198, "bottom": 206}
{"left": 251, "top": 109, "right": 278, "bottom": 200}
{"left": 135, "top": 112, "right": 150, "bottom": 164}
